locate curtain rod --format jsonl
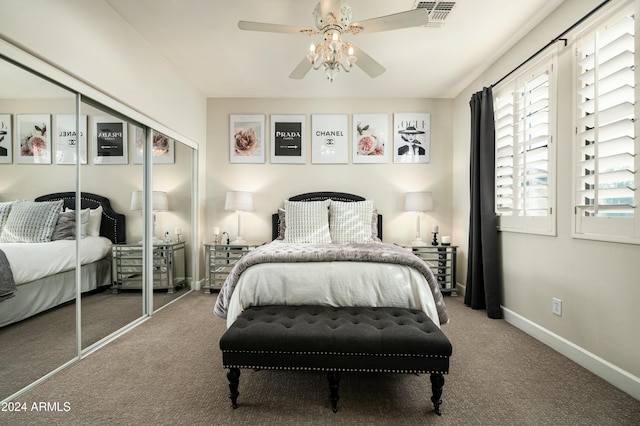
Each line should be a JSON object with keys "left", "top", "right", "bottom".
{"left": 492, "top": 0, "right": 612, "bottom": 88}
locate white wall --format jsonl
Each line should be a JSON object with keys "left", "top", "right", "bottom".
{"left": 0, "top": 0, "right": 206, "bottom": 145}
{"left": 206, "top": 98, "right": 453, "bottom": 245}
{"left": 452, "top": 0, "right": 640, "bottom": 398}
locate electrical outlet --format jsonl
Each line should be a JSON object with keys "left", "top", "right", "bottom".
{"left": 552, "top": 297, "right": 562, "bottom": 316}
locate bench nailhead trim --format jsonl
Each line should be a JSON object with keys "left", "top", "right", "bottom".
{"left": 222, "top": 364, "right": 449, "bottom": 374}
{"left": 222, "top": 349, "right": 449, "bottom": 358}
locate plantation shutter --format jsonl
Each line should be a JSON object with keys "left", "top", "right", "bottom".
{"left": 494, "top": 55, "right": 556, "bottom": 234}
{"left": 574, "top": 6, "right": 637, "bottom": 240}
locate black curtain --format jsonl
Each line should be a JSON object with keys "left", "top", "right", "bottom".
{"left": 465, "top": 87, "right": 502, "bottom": 319}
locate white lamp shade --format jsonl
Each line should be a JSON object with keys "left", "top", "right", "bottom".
{"left": 130, "top": 191, "right": 169, "bottom": 211}
{"left": 405, "top": 192, "right": 433, "bottom": 212}
{"left": 225, "top": 191, "right": 253, "bottom": 212}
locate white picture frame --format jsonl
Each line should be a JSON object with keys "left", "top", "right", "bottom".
{"left": 0, "top": 114, "right": 12, "bottom": 164}
{"left": 230, "top": 114, "right": 265, "bottom": 164}
{"left": 393, "top": 113, "right": 431, "bottom": 164}
{"left": 352, "top": 113, "right": 389, "bottom": 164}
{"left": 55, "top": 114, "right": 87, "bottom": 164}
{"left": 311, "top": 114, "right": 348, "bottom": 164}
{"left": 270, "top": 114, "right": 306, "bottom": 164}
{"left": 16, "top": 114, "right": 51, "bottom": 164}
{"left": 91, "top": 115, "right": 128, "bottom": 165}
{"left": 132, "top": 126, "right": 175, "bottom": 164}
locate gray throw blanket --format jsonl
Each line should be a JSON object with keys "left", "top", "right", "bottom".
{"left": 0, "top": 248, "right": 16, "bottom": 301}
{"left": 214, "top": 241, "right": 448, "bottom": 325}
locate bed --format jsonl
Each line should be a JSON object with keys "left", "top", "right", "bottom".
{"left": 0, "top": 192, "right": 125, "bottom": 328}
{"left": 214, "top": 191, "right": 448, "bottom": 327}
{"left": 214, "top": 191, "right": 451, "bottom": 413}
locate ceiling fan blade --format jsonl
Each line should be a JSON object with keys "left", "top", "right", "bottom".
{"left": 320, "top": 0, "right": 341, "bottom": 23}
{"left": 289, "top": 58, "right": 312, "bottom": 79}
{"left": 351, "top": 43, "right": 386, "bottom": 78}
{"left": 238, "top": 21, "right": 315, "bottom": 35}
{"left": 348, "top": 8, "right": 429, "bottom": 35}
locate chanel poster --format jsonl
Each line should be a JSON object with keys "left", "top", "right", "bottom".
{"left": 271, "top": 114, "right": 306, "bottom": 164}
{"left": 56, "top": 114, "right": 87, "bottom": 164}
{"left": 92, "top": 115, "right": 128, "bottom": 164}
{"left": 393, "top": 113, "right": 430, "bottom": 163}
{"left": 311, "top": 114, "right": 348, "bottom": 164}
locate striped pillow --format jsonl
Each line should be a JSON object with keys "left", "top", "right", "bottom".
{"left": 0, "top": 199, "right": 64, "bottom": 243}
{"left": 329, "top": 200, "right": 374, "bottom": 243}
{"left": 283, "top": 199, "right": 331, "bottom": 243}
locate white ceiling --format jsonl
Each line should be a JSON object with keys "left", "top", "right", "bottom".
{"left": 104, "top": 0, "right": 565, "bottom": 99}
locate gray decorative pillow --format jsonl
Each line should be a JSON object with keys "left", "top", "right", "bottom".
{"left": 329, "top": 200, "right": 374, "bottom": 243}
{"left": 277, "top": 208, "right": 286, "bottom": 240}
{"left": 0, "top": 199, "right": 64, "bottom": 243}
{"left": 283, "top": 199, "right": 331, "bottom": 243}
{"left": 51, "top": 211, "right": 76, "bottom": 241}
{"left": 0, "top": 201, "right": 13, "bottom": 230}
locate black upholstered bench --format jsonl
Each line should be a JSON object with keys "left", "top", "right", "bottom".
{"left": 219, "top": 305, "right": 452, "bottom": 414}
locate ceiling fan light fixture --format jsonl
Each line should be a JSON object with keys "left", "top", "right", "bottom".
{"left": 306, "top": 30, "right": 356, "bottom": 83}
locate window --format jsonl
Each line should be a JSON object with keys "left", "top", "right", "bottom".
{"left": 573, "top": 2, "right": 639, "bottom": 243}
{"left": 494, "top": 53, "right": 557, "bottom": 235}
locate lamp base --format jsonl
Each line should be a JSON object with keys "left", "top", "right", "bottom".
{"left": 230, "top": 238, "right": 247, "bottom": 246}
{"left": 411, "top": 238, "right": 428, "bottom": 247}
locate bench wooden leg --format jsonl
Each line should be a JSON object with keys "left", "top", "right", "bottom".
{"left": 327, "top": 371, "right": 340, "bottom": 413}
{"left": 227, "top": 368, "right": 240, "bottom": 409}
{"left": 430, "top": 373, "right": 445, "bottom": 415}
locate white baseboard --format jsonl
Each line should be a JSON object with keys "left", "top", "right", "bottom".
{"left": 502, "top": 306, "right": 640, "bottom": 401}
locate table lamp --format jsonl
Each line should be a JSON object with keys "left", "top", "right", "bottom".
{"left": 405, "top": 191, "right": 433, "bottom": 246}
{"left": 131, "top": 190, "right": 169, "bottom": 244}
{"left": 225, "top": 191, "right": 253, "bottom": 245}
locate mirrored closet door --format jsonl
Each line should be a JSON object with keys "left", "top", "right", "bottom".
{"left": 0, "top": 58, "right": 79, "bottom": 400}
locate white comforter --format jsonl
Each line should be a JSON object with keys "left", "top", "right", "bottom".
{"left": 215, "top": 241, "right": 448, "bottom": 328}
{"left": 1, "top": 236, "right": 112, "bottom": 285}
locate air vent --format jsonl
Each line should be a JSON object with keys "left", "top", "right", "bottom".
{"left": 412, "top": 1, "right": 456, "bottom": 27}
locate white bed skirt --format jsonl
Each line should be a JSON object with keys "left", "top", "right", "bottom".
{"left": 0, "top": 258, "right": 111, "bottom": 328}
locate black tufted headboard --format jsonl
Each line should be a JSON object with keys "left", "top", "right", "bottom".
{"left": 34, "top": 192, "right": 126, "bottom": 244}
{"left": 271, "top": 191, "right": 383, "bottom": 241}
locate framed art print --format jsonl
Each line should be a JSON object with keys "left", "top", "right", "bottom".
{"left": 133, "top": 126, "right": 175, "bottom": 164}
{"left": 393, "top": 113, "right": 431, "bottom": 163}
{"left": 92, "top": 115, "right": 128, "bottom": 165}
{"left": 0, "top": 114, "right": 12, "bottom": 164}
{"left": 230, "top": 114, "right": 265, "bottom": 164}
{"left": 311, "top": 114, "right": 348, "bottom": 164}
{"left": 352, "top": 113, "right": 389, "bottom": 164}
{"left": 16, "top": 114, "right": 51, "bottom": 164}
{"left": 55, "top": 114, "right": 87, "bottom": 164}
{"left": 270, "top": 114, "right": 306, "bottom": 164}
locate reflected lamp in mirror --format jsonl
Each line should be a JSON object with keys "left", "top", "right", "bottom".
{"left": 130, "top": 190, "right": 169, "bottom": 244}
{"left": 404, "top": 191, "right": 433, "bottom": 246}
{"left": 225, "top": 191, "right": 253, "bottom": 245}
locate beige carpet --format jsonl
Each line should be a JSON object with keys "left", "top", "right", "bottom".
{"left": 2, "top": 292, "right": 639, "bottom": 426}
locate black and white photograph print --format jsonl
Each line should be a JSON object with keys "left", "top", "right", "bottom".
{"left": 55, "top": 114, "right": 87, "bottom": 165}
{"left": 92, "top": 115, "right": 128, "bottom": 165}
{"left": 393, "top": 113, "right": 431, "bottom": 164}
{"left": 230, "top": 114, "right": 265, "bottom": 164}
{"left": 16, "top": 114, "right": 51, "bottom": 164}
{"left": 353, "top": 113, "right": 389, "bottom": 164}
{"left": 270, "top": 114, "right": 306, "bottom": 164}
{"left": 0, "top": 114, "right": 12, "bottom": 164}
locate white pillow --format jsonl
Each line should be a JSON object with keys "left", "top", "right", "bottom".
{"left": 283, "top": 199, "right": 331, "bottom": 243}
{"left": 329, "top": 200, "right": 374, "bottom": 243}
{"left": 0, "top": 201, "right": 13, "bottom": 230}
{"left": 0, "top": 199, "right": 64, "bottom": 243}
{"left": 65, "top": 205, "right": 102, "bottom": 237}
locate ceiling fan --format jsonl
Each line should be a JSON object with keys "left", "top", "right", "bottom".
{"left": 238, "top": 0, "right": 431, "bottom": 82}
